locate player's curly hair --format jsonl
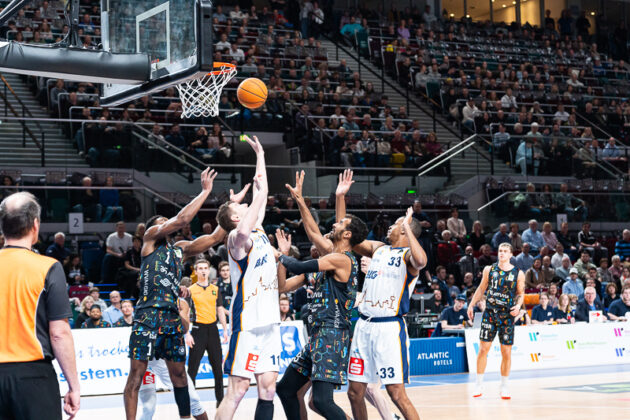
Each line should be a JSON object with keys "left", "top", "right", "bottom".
{"left": 345, "top": 214, "right": 368, "bottom": 246}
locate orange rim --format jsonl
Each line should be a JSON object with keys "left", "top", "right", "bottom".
{"left": 208, "top": 62, "right": 236, "bottom": 76}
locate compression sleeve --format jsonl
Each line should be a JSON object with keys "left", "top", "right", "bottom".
{"left": 278, "top": 255, "right": 319, "bottom": 275}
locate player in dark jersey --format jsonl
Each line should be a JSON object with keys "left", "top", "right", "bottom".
{"left": 467, "top": 242, "right": 525, "bottom": 400}
{"left": 275, "top": 170, "right": 368, "bottom": 420}
{"left": 123, "top": 168, "right": 229, "bottom": 420}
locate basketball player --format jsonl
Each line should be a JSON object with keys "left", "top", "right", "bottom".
{"left": 344, "top": 206, "right": 426, "bottom": 420}
{"left": 214, "top": 135, "right": 280, "bottom": 420}
{"left": 467, "top": 242, "right": 525, "bottom": 399}
{"left": 275, "top": 170, "right": 368, "bottom": 420}
{"left": 124, "top": 167, "right": 223, "bottom": 420}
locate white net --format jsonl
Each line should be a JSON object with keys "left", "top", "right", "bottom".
{"left": 175, "top": 63, "right": 237, "bottom": 118}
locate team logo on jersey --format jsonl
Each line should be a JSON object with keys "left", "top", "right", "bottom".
{"left": 254, "top": 254, "right": 268, "bottom": 268}
{"left": 178, "top": 346, "right": 186, "bottom": 355}
{"left": 366, "top": 270, "right": 379, "bottom": 279}
{"left": 174, "top": 248, "right": 183, "bottom": 259}
{"left": 507, "top": 273, "right": 515, "bottom": 282}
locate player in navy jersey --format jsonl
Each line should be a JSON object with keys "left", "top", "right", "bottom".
{"left": 275, "top": 170, "right": 368, "bottom": 420}
{"left": 123, "top": 168, "right": 228, "bottom": 420}
{"left": 467, "top": 242, "right": 525, "bottom": 400}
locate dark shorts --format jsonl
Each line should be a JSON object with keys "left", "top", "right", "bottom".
{"left": 129, "top": 308, "right": 186, "bottom": 362}
{"left": 479, "top": 309, "right": 514, "bottom": 346}
{"left": 0, "top": 361, "right": 61, "bottom": 420}
{"left": 291, "top": 327, "right": 351, "bottom": 386}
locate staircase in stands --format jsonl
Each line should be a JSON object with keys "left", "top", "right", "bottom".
{"left": 319, "top": 39, "right": 513, "bottom": 184}
{"left": 0, "top": 73, "right": 87, "bottom": 167}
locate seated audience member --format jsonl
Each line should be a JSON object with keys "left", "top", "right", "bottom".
{"left": 491, "top": 223, "right": 510, "bottom": 251}
{"left": 551, "top": 242, "right": 567, "bottom": 269}
{"left": 541, "top": 222, "right": 558, "bottom": 251}
{"left": 72, "top": 176, "right": 101, "bottom": 221}
{"left": 102, "top": 290, "right": 123, "bottom": 325}
{"left": 531, "top": 292, "right": 555, "bottom": 324}
{"left": 609, "top": 255, "right": 624, "bottom": 281}
{"left": 541, "top": 256, "right": 555, "bottom": 284}
{"left": 514, "top": 304, "right": 531, "bottom": 325}
{"left": 562, "top": 268, "right": 585, "bottom": 299}
{"left": 574, "top": 251, "right": 596, "bottom": 279}
{"left": 280, "top": 297, "right": 295, "bottom": 322}
{"left": 556, "top": 255, "right": 572, "bottom": 280}
{"left": 100, "top": 176, "right": 123, "bottom": 222}
{"left": 553, "top": 294, "right": 575, "bottom": 324}
{"left": 467, "top": 221, "right": 487, "bottom": 251}
{"left": 574, "top": 287, "right": 604, "bottom": 322}
{"left": 525, "top": 258, "right": 546, "bottom": 290}
{"left": 81, "top": 305, "right": 111, "bottom": 328}
{"left": 75, "top": 295, "right": 94, "bottom": 327}
{"left": 514, "top": 242, "right": 535, "bottom": 272}
{"left": 509, "top": 223, "right": 523, "bottom": 251}
{"left": 477, "top": 244, "right": 496, "bottom": 268}
{"left": 446, "top": 208, "right": 466, "bottom": 245}
{"left": 217, "top": 261, "right": 234, "bottom": 311}
{"left": 426, "top": 289, "right": 445, "bottom": 314}
{"left": 598, "top": 258, "right": 613, "bottom": 285}
{"left": 614, "top": 229, "right": 630, "bottom": 263}
{"left": 547, "top": 283, "right": 559, "bottom": 308}
{"left": 113, "top": 300, "right": 134, "bottom": 327}
{"left": 458, "top": 246, "right": 480, "bottom": 280}
{"left": 607, "top": 285, "right": 630, "bottom": 321}
{"left": 439, "top": 294, "right": 471, "bottom": 330}
{"left": 437, "top": 230, "right": 460, "bottom": 267}
{"left": 577, "top": 222, "right": 607, "bottom": 264}
{"left": 117, "top": 235, "right": 142, "bottom": 299}
{"left": 557, "top": 221, "right": 578, "bottom": 259}
{"left": 64, "top": 253, "right": 86, "bottom": 285}
{"left": 604, "top": 283, "right": 618, "bottom": 308}
{"left": 89, "top": 286, "right": 108, "bottom": 311}
{"left": 521, "top": 219, "right": 544, "bottom": 254}
{"left": 45, "top": 232, "right": 70, "bottom": 263}
{"left": 446, "top": 273, "right": 460, "bottom": 300}
{"left": 101, "top": 221, "right": 133, "bottom": 282}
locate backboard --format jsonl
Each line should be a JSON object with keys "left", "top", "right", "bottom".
{"left": 100, "top": 0, "right": 214, "bottom": 106}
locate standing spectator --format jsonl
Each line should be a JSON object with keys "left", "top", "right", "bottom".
{"left": 576, "top": 11, "right": 591, "bottom": 39}
{"left": 531, "top": 293, "right": 554, "bottom": 324}
{"left": 607, "top": 285, "right": 630, "bottom": 321}
{"left": 101, "top": 221, "right": 133, "bottom": 282}
{"left": 574, "top": 287, "right": 604, "bottom": 322}
{"left": 114, "top": 300, "right": 134, "bottom": 327}
{"left": 103, "top": 290, "right": 123, "bottom": 325}
{"left": 80, "top": 305, "right": 111, "bottom": 328}
{"left": 45, "top": 232, "right": 70, "bottom": 263}
{"left": 563, "top": 268, "right": 584, "bottom": 299}
{"left": 577, "top": 222, "right": 608, "bottom": 263}
{"left": 509, "top": 223, "right": 523, "bottom": 251}
{"left": 299, "top": 0, "right": 314, "bottom": 38}
{"left": 311, "top": 2, "right": 324, "bottom": 38}
{"left": 491, "top": 223, "right": 510, "bottom": 251}
{"left": 614, "top": 229, "right": 630, "bottom": 263}
{"left": 447, "top": 208, "right": 466, "bottom": 245}
{"left": 558, "top": 9, "right": 574, "bottom": 37}
{"left": 100, "top": 176, "right": 123, "bottom": 222}
{"left": 522, "top": 219, "right": 544, "bottom": 255}
{"left": 0, "top": 192, "right": 80, "bottom": 420}
{"left": 514, "top": 243, "right": 535, "bottom": 272}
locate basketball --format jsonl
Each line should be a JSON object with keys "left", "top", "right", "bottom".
{"left": 237, "top": 78, "right": 268, "bottom": 110}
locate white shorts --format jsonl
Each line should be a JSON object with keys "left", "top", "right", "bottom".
{"left": 347, "top": 317, "right": 410, "bottom": 385}
{"left": 138, "top": 359, "right": 205, "bottom": 418}
{"left": 223, "top": 324, "right": 281, "bottom": 379}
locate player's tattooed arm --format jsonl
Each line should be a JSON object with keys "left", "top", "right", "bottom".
{"left": 468, "top": 265, "right": 491, "bottom": 321}
{"left": 178, "top": 224, "right": 226, "bottom": 259}
{"left": 335, "top": 169, "right": 354, "bottom": 222}
{"left": 510, "top": 270, "right": 526, "bottom": 317}
{"left": 402, "top": 207, "right": 427, "bottom": 274}
{"left": 144, "top": 168, "right": 217, "bottom": 245}
{"left": 275, "top": 229, "right": 308, "bottom": 292}
{"left": 286, "top": 170, "right": 333, "bottom": 255}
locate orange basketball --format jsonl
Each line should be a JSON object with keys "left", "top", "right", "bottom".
{"left": 237, "top": 78, "right": 268, "bottom": 109}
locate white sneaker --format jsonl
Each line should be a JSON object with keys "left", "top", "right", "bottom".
{"left": 473, "top": 384, "right": 483, "bottom": 398}
{"left": 500, "top": 385, "right": 511, "bottom": 400}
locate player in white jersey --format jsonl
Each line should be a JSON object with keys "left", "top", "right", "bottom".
{"left": 347, "top": 206, "right": 427, "bottom": 420}
{"left": 214, "top": 135, "right": 280, "bottom": 420}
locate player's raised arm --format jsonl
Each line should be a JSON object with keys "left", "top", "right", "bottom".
{"left": 402, "top": 207, "right": 427, "bottom": 275}
{"left": 244, "top": 135, "right": 268, "bottom": 227}
{"left": 511, "top": 270, "right": 526, "bottom": 317}
{"left": 275, "top": 229, "right": 307, "bottom": 293}
{"left": 468, "top": 265, "right": 491, "bottom": 321}
{"left": 177, "top": 224, "right": 227, "bottom": 259}
{"left": 286, "top": 170, "right": 333, "bottom": 255}
{"left": 231, "top": 173, "right": 268, "bottom": 251}
{"left": 335, "top": 169, "right": 354, "bottom": 222}
{"left": 144, "top": 168, "right": 217, "bottom": 243}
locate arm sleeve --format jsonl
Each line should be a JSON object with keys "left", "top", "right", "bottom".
{"left": 278, "top": 255, "right": 319, "bottom": 275}
{"left": 44, "top": 262, "right": 73, "bottom": 321}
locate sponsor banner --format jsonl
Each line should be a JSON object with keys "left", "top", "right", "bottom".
{"left": 409, "top": 337, "right": 468, "bottom": 375}
{"left": 464, "top": 322, "right": 630, "bottom": 373}
{"left": 54, "top": 322, "right": 306, "bottom": 396}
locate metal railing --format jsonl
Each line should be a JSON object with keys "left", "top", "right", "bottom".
{"left": 417, "top": 134, "right": 477, "bottom": 177}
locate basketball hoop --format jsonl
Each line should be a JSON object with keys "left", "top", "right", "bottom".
{"left": 176, "top": 62, "right": 237, "bottom": 118}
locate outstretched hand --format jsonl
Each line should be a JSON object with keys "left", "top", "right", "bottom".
{"left": 402, "top": 206, "right": 413, "bottom": 234}
{"left": 230, "top": 183, "right": 251, "bottom": 203}
{"left": 276, "top": 228, "right": 292, "bottom": 255}
{"left": 200, "top": 168, "right": 218, "bottom": 192}
{"left": 285, "top": 170, "right": 305, "bottom": 202}
{"left": 243, "top": 134, "right": 264, "bottom": 155}
{"left": 335, "top": 169, "right": 354, "bottom": 196}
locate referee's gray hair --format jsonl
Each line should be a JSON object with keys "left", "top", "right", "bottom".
{"left": 0, "top": 192, "right": 41, "bottom": 240}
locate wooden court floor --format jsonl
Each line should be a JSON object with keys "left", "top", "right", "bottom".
{"left": 78, "top": 365, "right": 630, "bottom": 419}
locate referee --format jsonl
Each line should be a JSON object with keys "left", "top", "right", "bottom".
{"left": 187, "top": 258, "right": 228, "bottom": 405}
{"left": 0, "top": 192, "right": 80, "bottom": 419}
